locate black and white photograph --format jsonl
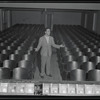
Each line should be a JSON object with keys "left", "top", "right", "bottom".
{"left": 0, "top": 1, "right": 100, "bottom": 99}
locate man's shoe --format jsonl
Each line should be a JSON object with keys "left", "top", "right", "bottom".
{"left": 40, "top": 75, "right": 44, "bottom": 78}
{"left": 47, "top": 74, "right": 52, "bottom": 77}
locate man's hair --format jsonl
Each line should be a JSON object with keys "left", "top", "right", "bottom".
{"left": 45, "top": 27, "right": 50, "bottom": 31}
{"left": 44, "top": 28, "right": 51, "bottom": 34}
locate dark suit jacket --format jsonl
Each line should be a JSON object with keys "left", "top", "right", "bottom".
{"left": 36, "top": 35, "right": 60, "bottom": 56}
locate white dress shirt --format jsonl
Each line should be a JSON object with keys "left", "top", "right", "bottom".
{"left": 45, "top": 35, "right": 49, "bottom": 44}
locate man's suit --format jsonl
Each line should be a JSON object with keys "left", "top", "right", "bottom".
{"left": 36, "top": 35, "right": 60, "bottom": 75}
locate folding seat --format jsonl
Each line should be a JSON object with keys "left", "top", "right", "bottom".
{"left": 0, "top": 62, "right": 3, "bottom": 67}
{"left": 3, "top": 60, "right": 17, "bottom": 70}
{"left": 61, "top": 55, "right": 75, "bottom": 63}
{"left": 82, "top": 48, "right": 92, "bottom": 53}
{"left": 88, "top": 44, "right": 97, "bottom": 50}
{"left": 17, "top": 46, "right": 23, "bottom": 50}
{"left": 80, "top": 62, "right": 95, "bottom": 73}
{"left": 28, "top": 46, "right": 34, "bottom": 52}
{"left": 93, "top": 49, "right": 100, "bottom": 56}
{"left": 60, "top": 50, "right": 71, "bottom": 58}
{"left": 72, "top": 51, "right": 83, "bottom": 58}
{"left": 79, "top": 42, "right": 84, "bottom": 46}
{"left": 22, "top": 54, "right": 33, "bottom": 62}
{"left": 10, "top": 45, "right": 17, "bottom": 51}
{"left": 87, "top": 69, "right": 100, "bottom": 81}
{"left": 76, "top": 55, "right": 89, "bottom": 66}
{"left": 18, "top": 60, "right": 33, "bottom": 70}
{"left": 97, "top": 43, "right": 100, "bottom": 48}
{"left": 96, "top": 63, "right": 100, "bottom": 69}
{"left": 0, "top": 50, "right": 8, "bottom": 62}
{"left": 61, "top": 70, "right": 69, "bottom": 80}
{"left": 92, "top": 48, "right": 100, "bottom": 53}
{"left": 4, "top": 40, "right": 9, "bottom": 47}
{"left": 18, "top": 60, "right": 35, "bottom": 76}
{"left": 69, "top": 69, "right": 86, "bottom": 81}
{"left": 7, "top": 46, "right": 11, "bottom": 50}
{"left": 84, "top": 52, "right": 96, "bottom": 59}
{"left": 89, "top": 42, "right": 95, "bottom": 46}
{"left": 78, "top": 44, "right": 87, "bottom": 49}
{"left": 70, "top": 47, "right": 80, "bottom": 53}
{"left": 0, "top": 68, "right": 11, "bottom": 79}
{"left": 13, "top": 67, "right": 32, "bottom": 80}
{"left": 95, "top": 53, "right": 100, "bottom": 56}
{"left": 9, "top": 54, "right": 21, "bottom": 63}
{"left": 14, "top": 49, "right": 23, "bottom": 56}
{"left": 66, "top": 42, "right": 77, "bottom": 50}
{"left": 64, "top": 51, "right": 71, "bottom": 56}
{"left": 64, "top": 61, "right": 79, "bottom": 71}
{"left": 89, "top": 56, "right": 100, "bottom": 66}
{"left": 69, "top": 45, "right": 78, "bottom": 50}
{"left": 6, "top": 46, "right": 13, "bottom": 55}
{"left": 27, "top": 50, "right": 33, "bottom": 55}
{"left": 0, "top": 43, "right": 6, "bottom": 51}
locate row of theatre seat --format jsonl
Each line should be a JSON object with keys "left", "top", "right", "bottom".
{"left": 53, "top": 25, "right": 100, "bottom": 81}
{"left": 0, "top": 24, "right": 45, "bottom": 80}
{"left": 1, "top": 23, "right": 100, "bottom": 81}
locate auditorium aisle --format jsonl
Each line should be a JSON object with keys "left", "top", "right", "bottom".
{"left": 33, "top": 49, "right": 62, "bottom": 81}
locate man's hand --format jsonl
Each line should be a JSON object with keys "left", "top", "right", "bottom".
{"left": 34, "top": 48, "right": 38, "bottom": 52}
{"left": 60, "top": 44, "right": 65, "bottom": 48}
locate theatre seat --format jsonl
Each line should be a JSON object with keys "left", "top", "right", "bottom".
{"left": 64, "top": 61, "right": 79, "bottom": 71}
{"left": 13, "top": 67, "right": 32, "bottom": 80}
{"left": 87, "top": 69, "right": 100, "bottom": 81}
{"left": 3, "top": 60, "right": 17, "bottom": 70}
{"left": 80, "top": 62, "right": 95, "bottom": 73}
{"left": 69, "top": 69, "right": 86, "bottom": 81}
{"left": 0, "top": 68, "right": 11, "bottom": 79}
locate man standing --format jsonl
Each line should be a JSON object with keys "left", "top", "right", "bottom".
{"left": 35, "top": 28, "right": 64, "bottom": 78}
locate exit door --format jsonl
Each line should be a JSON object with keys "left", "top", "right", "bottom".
{"left": 45, "top": 13, "right": 53, "bottom": 31}
{"left": 47, "top": 14, "right": 52, "bottom": 29}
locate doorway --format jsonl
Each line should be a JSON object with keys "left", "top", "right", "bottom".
{"left": 45, "top": 13, "right": 53, "bottom": 31}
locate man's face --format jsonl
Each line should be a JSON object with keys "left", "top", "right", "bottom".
{"left": 45, "top": 29, "right": 50, "bottom": 36}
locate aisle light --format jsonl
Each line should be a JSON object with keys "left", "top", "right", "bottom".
{"left": 0, "top": 82, "right": 100, "bottom": 96}
{"left": 16, "top": 83, "right": 25, "bottom": 93}
{"left": 76, "top": 84, "right": 85, "bottom": 95}
{"left": 0, "top": 83, "right": 8, "bottom": 93}
{"left": 59, "top": 84, "right": 68, "bottom": 95}
{"left": 43, "top": 83, "right": 50, "bottom": 95}
{"left": 24, "top": 83, "right": 34, "bottom": 94}
{"left": 85, "top": 84, "right": 94, "bottom": 95}
{"left": 50, "top": 83, "right": 59, "bottom": 94}
{"left": 68, "top": 84, "right": 76, "bottom": 94}
{"left": 8, "top": 83, "right": 17, "bottom": 93}
{"left": 94, "top": 85, "right": 100, "bottom": 95}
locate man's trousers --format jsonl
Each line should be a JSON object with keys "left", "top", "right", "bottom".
{"left": 41, "top": 55, "right": 51, "bottom": 76}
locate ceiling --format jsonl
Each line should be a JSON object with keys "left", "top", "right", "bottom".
{"left": 0, "top": 3, "right": 99, "bottom": 10}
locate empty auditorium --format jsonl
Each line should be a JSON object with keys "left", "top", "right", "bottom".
{"left": 0, "top": 2, "right": 100, "bottom": 97}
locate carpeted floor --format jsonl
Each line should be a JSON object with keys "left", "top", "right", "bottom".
{"left": 34, "top": 48, "right": 62, "bottom": 81}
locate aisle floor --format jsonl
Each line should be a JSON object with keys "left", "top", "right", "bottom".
{"left": 33, "top": 50, "right": 62, "bottom": 81}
